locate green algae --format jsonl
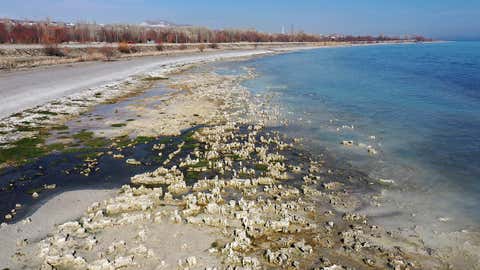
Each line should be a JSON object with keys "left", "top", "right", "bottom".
{"left": 254, "top": 163, "right": 269, "bottom": 172}
{"left": 0, "top": 137, "right": 46, "bottom": 164}
{"left": 111, "top": 123, "right": 127, "bottom": 128}
{"left": 72, "top": 130, "right": 109, "bottom": 148}
{"left": 141, "top": 76, "right": 168, "bottom": 82}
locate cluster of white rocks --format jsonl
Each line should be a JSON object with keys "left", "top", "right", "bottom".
{"left": 17, "top": 121, "right": 441, "bottom": 269}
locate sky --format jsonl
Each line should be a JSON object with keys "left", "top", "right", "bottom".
{"left": 1, "top": 0, "right": 479, "bottom": 40}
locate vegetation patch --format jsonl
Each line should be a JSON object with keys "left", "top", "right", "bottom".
{"left": 183, "top": 142, "right": 200, "bottom": 150}
{"left": 188, "top": 159, "right": 208, "bottom": 169}
{"left": 113, "top": 135, "right": 156, "bottom": 148}
{"left": 51, "top": 125, "right": 69, "bottom": 130}
{"left": 134, "top": 136, "right": 156, "bottom": 144}
{"left": 26, "top": 187, "right": 43, "bottom": 195}
{"left": 15, "top": 125, "right": 38, "bottom": 132}
{"left": 36, "top": 110, "right": 59, "bottom": 116}
{"left": 254, "top": 163, "right": 269, "bottom": 172}
{"left": 46, "top": 143, "right": 66, "bottom": 152}
{"left": 72, "top": 130, "right": 109, "bottom": 148}
{"left": 44, "top": 44, "right": 66, "bottom": 57}
{"left": 185, "top": 171, "right": 200, "bottom": 181}
{"left": 0, "top": 137, "right": 46, "bottom": 164}
{"left": 111, "top": 123, "right": 127, "bottom": 128}
{"left": 142, "top": 76, "right": 168, "bottom": 82}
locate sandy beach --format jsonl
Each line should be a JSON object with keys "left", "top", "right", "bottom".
{"left": 0, "top": 44, "right": 479, "bottom": 269}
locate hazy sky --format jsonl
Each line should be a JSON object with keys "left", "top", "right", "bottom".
{"left": 1, "top": 0, "right": 479, "bottom": 40}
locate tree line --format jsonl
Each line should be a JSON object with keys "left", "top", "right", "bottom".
{"left": 0, "top": 20, "right": 429, "bottom": 44}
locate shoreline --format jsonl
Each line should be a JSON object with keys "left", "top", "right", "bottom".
{"left": 0, "top": 41, "right": 418, "bottom": 71}
{"left": 0, "top": 41, "right": 477, "bottom": 269}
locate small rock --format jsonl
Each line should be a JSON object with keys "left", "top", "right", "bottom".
{"left": 363, "top": 257, "right": 375, "bottom": 266}
{"left": 341, "top": 140, "right": 354, "bottom": 146}
{"left": 438, "top": 217, "right": 450, "bottom": 222}
{"left": 126, "top": 159, "right": 141, "bottom": 165}
{"left": 186, "top": 256, "right": 197, "bottom": 267}
{"left": 32, "top": 192, "right": 39, "bottom": 199}
{"left": 378, "top": 178, "right": 395, "bottom": 185}
{"left": 113, "top": 154, "right": 125, "bottom": 159}
{"left": 44, "top": 184, "right": 56, "bottom": 190}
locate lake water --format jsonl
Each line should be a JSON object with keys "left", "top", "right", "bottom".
{"left": 217, "top": 42, "right": 480, "bottom": 234}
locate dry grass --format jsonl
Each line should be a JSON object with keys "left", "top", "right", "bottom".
{"left": 209, "top": 43, "right": 219, "bottom": 49}
{"left": 99, "top": 46, "right": 115, "bottom": 60}
{"left": 156, "top": 43, "right": 164, "bottom": 51}
{"left": 118, "top": 42, "right": 131, "bottom": 54}
{"left": 44, "top": 44, "right": 66, "bottom": 57}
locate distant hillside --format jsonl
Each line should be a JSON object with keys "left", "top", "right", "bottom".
{"left": 139, "top": 20, "right": 189, "bottom": 28}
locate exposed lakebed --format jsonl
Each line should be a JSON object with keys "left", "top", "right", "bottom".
{"left": 1, "top": 48, "right": 479, "bottom": 269}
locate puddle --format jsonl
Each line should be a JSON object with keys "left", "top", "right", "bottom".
{"left": 0, "top": 127, "right": 195, "bottom": 223}
{"left": 0, "top": 80, "right": 182, "bottom": 223}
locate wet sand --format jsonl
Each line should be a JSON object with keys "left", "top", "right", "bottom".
{"left": 0, "top": 189, "right": 115, "bottom": 267}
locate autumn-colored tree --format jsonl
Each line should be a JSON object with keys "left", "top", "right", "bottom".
{"left": 0, "top": 19, "right": 409, "bottom": 45}
{"left": 0, "top": 23, "right": 9, "bottom": 43}
{"left": 10, "top": 24, "right": 39, "bottom": 43}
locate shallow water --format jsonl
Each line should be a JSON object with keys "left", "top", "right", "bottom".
{"left": 0, "top": 82, "right": 178, "bottom": 222}
{"left": 216, "top": 42, "right": 480, "bottom": 233}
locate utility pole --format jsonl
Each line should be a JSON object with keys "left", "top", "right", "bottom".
{"left": 290, "top": 24, "right": 294, "bottom": 42}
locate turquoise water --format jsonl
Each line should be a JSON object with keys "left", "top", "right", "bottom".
{"left": 221, "top": 42, "right": 480, "bottom": 232}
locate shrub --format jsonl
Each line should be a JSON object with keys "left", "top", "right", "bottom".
{"left": 198, "top": 44, "right": 206, "bottom": 52}
{"left": 129, "top": 46, "right": 139, "bottom": 53}
{"left": 118, "top": 42, "right": 131, "bottom": 53}
{"left": 208, "top": 43, "right": 219, "bottom": 49}
{"left": 99, "top": 46, "right": 115, "bottom": 60}
{"left": 44, "top": 44, "right": 65, "bottom": 57}
{"left": 178, "top": 44, "right": 188, "bottom": 50}
{"left": 156, "top": 41, "right": 164, "bottom": 51}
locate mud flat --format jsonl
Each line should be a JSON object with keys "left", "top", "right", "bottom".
{"left": 0, "top": 52, "right": 479, "bottom": 269}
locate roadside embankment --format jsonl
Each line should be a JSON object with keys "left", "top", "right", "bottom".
{"left": 0, "top": 41, "right": 412, "bottom": 70}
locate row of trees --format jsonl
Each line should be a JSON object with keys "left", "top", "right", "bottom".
{"left": 0, "top": 20, "right": 422, "bottom": 45}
